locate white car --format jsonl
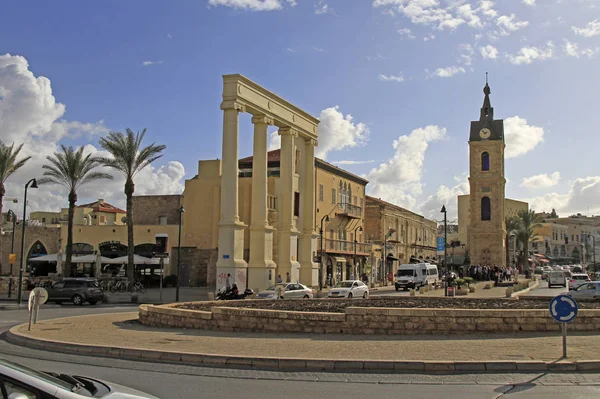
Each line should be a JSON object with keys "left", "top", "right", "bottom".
{"left": 256, "top": 283, "right": 314, "bottom": 299}
{"left": 569, "top": 273, "right": 592, "bottom": 291}
{"left": 327, "top": 280, "right": 369, "bottom": 299}
{"left": 0, "top": 357, "right": 158, "bottom": 398}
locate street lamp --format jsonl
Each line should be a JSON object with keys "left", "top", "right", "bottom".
{"left": 584, "top": 234, "right": 596, "bottom": 269}
{"left": 175, "top": 205, "right": 185, "bottom": 302}
{"left": 17, "top": 178, "right": 38, "bottom": 307}
{"left": 319, "top": 214, "right": 330, "bottom": 291}
{"left": 441, "top": 205, "right": 448, "bottom": 296}
{"left": 353, "top": 225, "right": 363, "bottom": 280}
{"left": 7, "top": 209, "right": 17, "bottom": 298}
{"left": 382, "top": 227, "right": 396, "bottom": 284}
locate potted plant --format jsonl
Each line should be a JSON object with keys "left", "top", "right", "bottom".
{"left": 464, "top": 277, "right": 476, "bottom": 293}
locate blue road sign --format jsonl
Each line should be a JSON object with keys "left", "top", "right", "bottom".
{"left": 436, "top": 237, "right": 445, "bottom": 253}
{"left": 550, "top": 294, "right": 578, "bottom": 323}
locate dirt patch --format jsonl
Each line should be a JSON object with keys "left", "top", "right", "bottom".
{"left": 175, "top": 297, "right": 600, "bottom": 313}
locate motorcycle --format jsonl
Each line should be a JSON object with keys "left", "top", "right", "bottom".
{"left": 215, "top": 283, "right": 254, "bottom": 300}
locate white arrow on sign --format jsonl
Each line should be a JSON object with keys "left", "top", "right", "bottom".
{"left": 561, "top": 296, "right": 576, "bottom": 308}
{"left": 560, "top": 311, "right": 575, "bottom": 322}
{"left": 551, "top": 300, "right": 558, "bottom": 317}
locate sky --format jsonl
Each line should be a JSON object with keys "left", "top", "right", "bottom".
{"left": 1, "top": 0, "right": 600, "bottom": 223}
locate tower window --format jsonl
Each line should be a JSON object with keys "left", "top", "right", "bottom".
{"left": 481, "top": 152, "right": 490, "bottom": 171}
{"left": 481, "top": 197, "right": 491, "bottom": 221}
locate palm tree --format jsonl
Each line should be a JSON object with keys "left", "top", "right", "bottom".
{"left": 0, "top": 142, "right": 31, "bottom": 272}
{"left": 98, "top": 129, "right": 166, "bottom": 280}
{"left": 505, "top": 216, "right": 521, "bottom": 268}
{"left": 514, "top": 209, "right": 543, "bottom": 272}
{"left": 39, "top": 146, "right": 112, "bottom": 276}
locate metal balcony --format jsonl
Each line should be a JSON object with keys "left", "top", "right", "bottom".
{"left": 321, "top": 238, "right": 372, "bottom": 255}
{"left": 336, "top": 202, "right": 362, "bottom": 219}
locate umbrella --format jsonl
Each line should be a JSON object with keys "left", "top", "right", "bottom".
{"left": 72, "top": 254, "right": 112, "bottom": 263}
{"left": 29, "top": 253, "right": 66, "bottom": 262}
{"left": 106, "top": 254, "right": 154, "bottom": 265}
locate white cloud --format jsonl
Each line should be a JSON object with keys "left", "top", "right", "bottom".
{"left": 166, "top": 33, "right": 173, "bottom": 39}
{"left": 572, "top": 19, "right": 600, "bottom": 38}
{"left": 378, "top": 73, "right": 405, "bottom": 83}
{"left": 268, "top": 106, "right": 369, "bottom": 160}
{"left": 366, "top": 54, "right": 386, "bottom": 61}
{"left": 457, "top": 43, "right": 474, "bottom": 65}
{"left": 0, "top": 53, "right": 185, "bottom": 214}
{"left": 563, "top": 40, "right": 599, "bottom": 58}
{"left": 313, "top": 47, "right": 326, "bottom": 52}
{"left": 315, "top": 0, "right": 334, "bottom": 15}
{"left": 424, "top": 34, "right": 436, "bottom": 41}
{"left": 457, "top": 3, "right": 482, "bottom": 28}
{"left": 431, "top": 66, "right": 466, "bottom": 78}
{"left": 504, "top": 116, "right": 544, "bottom": 158}
{"left": 506, "top": 41, "right": 555, "bottom": 65}
{"left": 420, "top": 174, "right": 469, "bottom": 221}
{"left": 141, "top": 60, "right": 164, "bottom": 66}
{"left": 398, "top": 28, "right": 416, "bottom": 39}
{"left": 495, "top": 14, "right": 529, "bottom": 36}
{"left": 366, "top": 125, "right": 446, "bottom": 209}
{"left": 331, "top": 160, "right": 377, "bottom": 165}
{"left": 520, "top": 172, "right": 561, "bottom": 189}
{"left": 522, "top": 0, "right": 536, "bottom": 6}
{"left": 208, "top": 0, "right": 285, "bottom": 11}
{"left": 525, "top": 176, "right": 600, "bottom": 216}
{"left": 480, "top": 44, "right": 499, "bottom": 59}
{"left": 286, "top": 48, "right": 296, "bottom": 52}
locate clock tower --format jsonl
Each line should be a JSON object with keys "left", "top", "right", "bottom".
{"left": 467, "top": 77, "right": 507, "bottom": 267}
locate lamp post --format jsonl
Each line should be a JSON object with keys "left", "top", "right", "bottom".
{"left": 7, "top": 209, "right": 17, "bottom": 298}
{"left": 381, "top": 227, "right": 395, "bottom": 284}
{"left": 319, "top": 214, "right": 330, "bottom": 291}
{"left": 441, "top": 205, "right": 448, "bottom": 296}
{"left": 584, "top": 234, "right": 596, "bottom": 270}
{"left": 17, "top": 178, "right": 38, "bottom": 307}
{"left": 353, "top": 226, "right": 363, "bottom": 280}
{"left": 175, "top": 206, "right": 184, "bottom": 302}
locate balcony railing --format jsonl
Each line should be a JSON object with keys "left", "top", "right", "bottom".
{"left": 322, "top": 238, "right": 372, "bottom": 255}
{"left": 336, "top": 202, "right": 362, "bottom": 219}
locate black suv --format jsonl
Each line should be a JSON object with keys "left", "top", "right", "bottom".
{"left": 47, "top": 278, "right": 104, "bottom": 305}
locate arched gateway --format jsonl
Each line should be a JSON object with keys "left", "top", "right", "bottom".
{"left": 216, "top": 75, "right": 320, "bottom": 291}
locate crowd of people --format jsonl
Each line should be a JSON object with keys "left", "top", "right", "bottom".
{"left": 465, "top": 265, "right": 519, "bottom": 285}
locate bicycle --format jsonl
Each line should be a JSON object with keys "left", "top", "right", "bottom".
{"left": 130, "top": 280, "right": 146, "bottom": 294}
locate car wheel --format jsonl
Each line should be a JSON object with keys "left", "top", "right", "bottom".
{"left": 72, "top": 294, "right": 84, "bottom": 306}
{"left": 347, "top": 293, "right": 353, "bottom": 299}
{"left": 362, "top": 292, "right": 368, "bottom": 299}
{"left": 303, "top": 295, "right": 310, "bottom": 299}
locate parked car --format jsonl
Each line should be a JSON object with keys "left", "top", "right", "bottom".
{"left": 568, "top": 273, "right": 592, "bottom": 290}
{"left": 47, "top": 278, "right": 104, "bottom": 305}
{"left": 327, "top": 280, "right": 369, "bottom": 299}
{"left": 0, "top": 357, "right": 158, "bottom": 398}
{"left": 256, "top": 283, "right": 314, "bottom": 299}
{"left": 566, "top": 282, "right": 600, "bottom": 300}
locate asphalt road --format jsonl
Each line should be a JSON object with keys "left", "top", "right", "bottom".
{"left": 522, "top": 278, "right": 568, "bottom": 298}
{"left": 2, "top": 300, "right": 600, "bottom": 398}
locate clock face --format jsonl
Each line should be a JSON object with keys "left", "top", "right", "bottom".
{"left": 479, "top": 128, "right": 491, "bottom": 139}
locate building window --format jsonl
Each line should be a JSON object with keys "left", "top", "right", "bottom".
{"left": 332, "top": 188, "right": 336, "bottom": 204}
{"left": 481, "top": 152, "right": 490, "bottom": 171}
{"left": 481, "top": 197, "right": 491, "bottom": 221}
{"left": 42, "top": 217, "right": 46, "bottom": 223}
{"left": 319, "top": 184, "right": 324, "bottom": 202}
{"left": 295, "top": 149, "right": 301, "bottom": 174}
{"left": 158, "top": 216, "right": 167, "bottom": 225}
{"left": 360, "top": 198, "right": 364, "bottom": 209}
{"left": 99, "top": 215, "right": 105, "bottom": 224}
{"left": 294, "top": 192, "right": 300, "bottom": 217}
{"left": 353, "top": 195, "right": 357, "bottom": 205}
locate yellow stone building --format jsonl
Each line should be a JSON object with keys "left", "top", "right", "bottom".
{"left": 31, "top": 199, "right": 127, "bottom": 226}
{"left": 531, "top": 216, "right": 600, "bottom": 264}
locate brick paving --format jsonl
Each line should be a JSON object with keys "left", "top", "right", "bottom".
{"left": 14, "top": 312, "right": 600, "bottom": 362}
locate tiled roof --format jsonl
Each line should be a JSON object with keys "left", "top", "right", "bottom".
{"left": 239, "top": 149, "right": 281, "bottom": 163}
{"left": 77, "top": 199, "right": 126, "bottom": 214}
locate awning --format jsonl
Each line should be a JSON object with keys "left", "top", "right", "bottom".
{"left": 105, "top": 254, "right": 156, "bottom": 265}
{"left": 534, "top": 254, "right": 547, "bottom": 259}
{"left": 387, "top": 255, "right": 400, "bottom": 261}
{"left": 333, "top": 257, "right": 347, "bottom": 263}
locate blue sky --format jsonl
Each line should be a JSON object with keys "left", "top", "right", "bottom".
{"left": 1, "top": 0, "right": 599, "bottom": 221}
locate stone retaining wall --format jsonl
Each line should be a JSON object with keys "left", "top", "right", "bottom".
{"left": 139, "top": 303, "right": 600, "bottom": 335}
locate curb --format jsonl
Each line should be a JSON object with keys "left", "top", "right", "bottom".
{"left": 512, "top": 280, "right": 540, "bottom": 298}
{"left": 5, "top": 325, "right": 600, "bottom": 373}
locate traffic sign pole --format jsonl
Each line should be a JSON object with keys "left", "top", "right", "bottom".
{"left": 562, "top": 322, "right": 567, "bottom": 358}
{"left": 550, "top": 294, "right": 578, "bottom": 359}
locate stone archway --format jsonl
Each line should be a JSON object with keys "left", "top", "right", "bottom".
{"left": 27, "top": 240, "right": 48, "bottom": 261}
{"left": 216, "top": 74, "right": 319, "bottom": 291}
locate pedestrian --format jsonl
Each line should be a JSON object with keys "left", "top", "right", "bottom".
{"left": 225, "top": 273, "right": 231, "bottom": 291}
{"left": 350, "top": 272, "right": 355, "bottom": 281}
{"left": 276, "top": 274, "right": 283, "bottom": 284}
{"left": 285, "top": 272, "right": 291, "bottom": 283}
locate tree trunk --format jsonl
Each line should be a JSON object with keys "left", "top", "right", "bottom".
{"left": 65, "top": 191, "right": 77, "bottom": 277}
{"left": 524, "top": 241, "right": 530, "bottom": 273}
{"left": 0, "top": 183, "right": 4, "bottom": 274}
{"left": 125, "top": 179, "right": 135, "bottom": 281}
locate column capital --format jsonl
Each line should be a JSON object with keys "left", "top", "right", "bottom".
{"left": 251, "top": 115, "right": 275, "bottom": 126}
{"left": 305, "top": 138, "right": 318, "bottom": 147}
{"left": 220, "top": 101, "right": 246, "bottom": 112}
{"left": 278, "top": 127, "right": 298, "bottom": 138}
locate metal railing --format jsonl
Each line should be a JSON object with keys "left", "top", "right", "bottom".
{"left": 337, "top": 202, "right": 362, "bottom": 218}
{"left": 324, "top": 238, "right": 372, "bottom": 254}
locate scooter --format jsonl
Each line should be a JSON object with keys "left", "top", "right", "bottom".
{"left": 215, "top": 283, "right": 254, "bottom": 300}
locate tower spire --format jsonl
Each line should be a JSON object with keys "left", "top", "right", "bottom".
{"left": 481, "top": 72, "right": 493, "bottom": 121}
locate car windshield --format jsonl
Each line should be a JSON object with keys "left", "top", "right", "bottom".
{"left": 265, "top": 284, "right": 282, "bottom": 291}
{"left": 397, "top": 270, "right": 414, "bottom": 277}
{"left": 335, "top": 281, "right": 353, "bottom": 288}
{"left": 573, "top": 275, "right": 589, "bottom": 280}
{"left": 0, "top": 359, "right": 81, "bottom": 393}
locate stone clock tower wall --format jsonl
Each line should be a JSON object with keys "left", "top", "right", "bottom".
{"left": 467, "top": 81, "right": 507, "bottom": 267}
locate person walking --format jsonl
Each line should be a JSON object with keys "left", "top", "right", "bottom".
{"left": 285, "top": 272, "right": 291, "bottom": 283}
{"left": 276, "top": 274, "right": 283, "bottom": 284}
{"left": 225, "top": 273, "right": 231, "bottom": 291}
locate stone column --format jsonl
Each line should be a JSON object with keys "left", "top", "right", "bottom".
{"left": 277, "top": 127, "right": 300, "bottom": 282}
{"left": 247, "top": 115, "right": 277, "bottom": 291}
{"left": 299, "top": 138, "right": 318, "bottom": 286}
{"left": 216, "top": 101, "right": 248, "bottom": 290}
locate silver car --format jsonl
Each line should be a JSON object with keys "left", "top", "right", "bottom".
{"left": 0, "top": 357, "right": 158, "bottom": 399}
{"left": 256, "top": 283, "right": 314, "bottom": 299}
{"left": 566, "top": 282, "right": 600, "bottom": 300}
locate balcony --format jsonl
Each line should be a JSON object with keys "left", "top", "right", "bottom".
{"left": 336, "top": 202, "right": 362, "bottom": 219}
{"left": 322, "top": 238, "right": 372, "bottom": 255}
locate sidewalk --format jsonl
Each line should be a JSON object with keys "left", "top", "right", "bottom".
{"left": 8, "top": 311, "right": 600, "bottom": 367}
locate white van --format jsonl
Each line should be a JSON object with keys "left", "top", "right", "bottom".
{"left": 395, "top": 263, "right": 439, "bottom": 291}
{"left": 547, "top": 270, "right": 567, "bottom": 288}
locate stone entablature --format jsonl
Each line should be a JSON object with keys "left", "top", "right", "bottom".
{"left": 139, "top": 303, "right": 600, "bottom": 335}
